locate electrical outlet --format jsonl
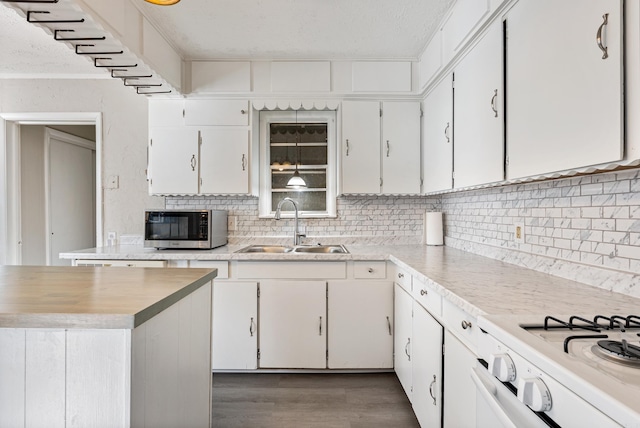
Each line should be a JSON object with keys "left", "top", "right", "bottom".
{"left": 228, "top": 216, "right": 237, "bottom": 231}
{"left": 107, "top": 231, "right": 117, "bottom": 246}
{"left": 514, "top": 222, "right": 525, "bottom": 244}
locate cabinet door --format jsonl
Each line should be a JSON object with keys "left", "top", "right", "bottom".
{"left": 443, "top": 330, "right": 476, "bottom": 428}
{"left": 148, "top": 127, "right": 199, "bottom": 195}
{"left": 381, "top": 101, "right": 421, "bottom": 194}
{"left": 184, "top": 100, "right": 249, "bottom": 126}
{"left": 412, "top": 304, "right": 443, "bottom": 428}
{"left": 454, "top": 22, "right": 504, "bottom": 188}
{"left": 394, "top": 283, "right": 413, "bottom": 400}
{"left": 506, "top": 0, "right": 623, "bottom": 179}
{"left": 259, "top": 280, "right": 327, "bottom": 369}
{"left": 211, "top": 281, "right": 258, "bottom": 370}
{"left": 341, "top": 101, "right": 381, "bottom": 194}
{"left": 423, "top": 75, "right": 454, "bottom": 193}
{"left": 327, "top": 281, "right": 393, "bottom": 369}
{"left": 148, "top": 99, "right": 185, "bottom": 128}
{"left": 200, "top": 128, "right": 249, "bottom": 194}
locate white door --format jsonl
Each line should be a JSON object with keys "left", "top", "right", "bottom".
{"left": 327, "top": 281, "right": 393, "bottom": 369}
{"left": 506, "top": 0, "right": 623, "bottom": 179}
{"left": 412, "top": 304, "right": 444, "bottom": 427}
{"left": 211, "top": 281, "right": 258, "bottom": 370}
{"left": 200, "top": 128, "right": 249, "bottom": 194}
{"left": 259, "top": 280, "right": 327, "bottom": 369}
{"left": 381, "top": 101, "right": 421, "bottom": 194}
{"left": 148, "top": 127, "right": 199, "bottom": 195}
{"left": 423, "top": 75, "right": 454, "bottom": 193}
{"left": 394, "top": 283, "right": 413, "bottom": 400}
{"left": 454, "top": 21, "right": 504, "bottom": 188}
{"left": 443, "top": 330, "right": 477, "bottom": 428}
{"left": 341, "top": 101, "right": 381, "bottom": 194}
{"left": 48, "top": 130, "right": 95, "bottom": 266}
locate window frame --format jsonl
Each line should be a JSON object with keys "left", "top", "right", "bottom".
{"left": 258, "top": 110, "right": 337, "bottom": 218}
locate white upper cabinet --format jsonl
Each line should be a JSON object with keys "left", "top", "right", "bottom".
{"left": 381, "top": 102, "right": 421, "bottom": 194}
{"left": 148, "top": 128, "right": 199, "bottom": 195}
{"left": 423, "top": 75, "right": 454, "bottom": 193}
{"left": 341, "top": 101, "right": 381, "bottom": 194}
{"left": 441, "top": 0, "right": 491, "bottom": 64}
{"left": 148, "top": 99, "right": 185, "bottom": 128}
{"left": 184, "top": 100, "right": 249, "bottom": 126}
{"left": 453, "top": 21, "right": 504, "bottom": 188}
{"left": 506, "top": 0, "right": 623, "bottom": 179}
{"left": 200, "top": 128, "right": 250, "bottom": 194}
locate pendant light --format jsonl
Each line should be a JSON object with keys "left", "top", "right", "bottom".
{"left": 144, "top": 0, "right": 180, "bottom": 5}
{"left": 286, "top": 111, "right": 307, "bottom": 189}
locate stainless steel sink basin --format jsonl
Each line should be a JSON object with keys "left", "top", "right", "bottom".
{"left": 236, "top": 245, "right": 293, "bottom": 253}
{"left": 235, "top": 244, "right": 348, "bottom": 254}
{"left": 291, "top": 245, "right": 349, "bottom": 254}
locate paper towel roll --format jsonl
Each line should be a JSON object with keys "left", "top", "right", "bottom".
{"left": 425, "top": 211, "right": 444, "bottom": 246}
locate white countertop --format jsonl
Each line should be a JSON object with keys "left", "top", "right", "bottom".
{"left": 61, "top": 244, "right": 640, "bottom": 319}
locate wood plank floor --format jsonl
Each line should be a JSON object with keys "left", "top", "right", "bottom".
{"left": 212, "top": 373, "right": 420, "bottom": 428}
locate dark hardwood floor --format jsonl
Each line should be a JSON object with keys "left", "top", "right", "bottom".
{"left": 211, "top": 373, "right": 420, "bottom": 428}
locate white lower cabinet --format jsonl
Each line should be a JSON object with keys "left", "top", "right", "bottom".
{"left": 443, "top": 329, "right": 477, "bottom": 428}
{"left": 327, "top": 280, "right": 393, "bottom": 369}
{"left": 211, "top": 281, "right": 258, "bottom": 370}
{"left": 259, "top": 280, "right": 327, "bottom": 369}
{"left": 412, "top": 304, "right": 443, "bottom": 427}
{"left": 394, "top": 283, "right": 413, "bottom": 400}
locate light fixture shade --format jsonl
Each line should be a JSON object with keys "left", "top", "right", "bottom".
{"left": 144, "top": 0, "right": 180, "bottom": 5}
{"left": 286, "top": 170, "right": 307, "bottom": 189}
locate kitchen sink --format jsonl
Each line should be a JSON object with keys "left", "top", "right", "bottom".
{"left": 235, "top": 244, "right": 349, "bottom": 254}
{"left": 235, "top": 245, "right": 293, "bottom": 253}
{"left": 291, "top": 245, "right": 349, "bottom": 254}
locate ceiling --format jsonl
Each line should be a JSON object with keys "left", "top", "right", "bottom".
{"left": 0, "top": 0, "right": 454, "bottom": 77}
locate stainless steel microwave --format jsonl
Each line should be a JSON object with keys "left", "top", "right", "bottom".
{"left": 144, "top": 210, "right": 227, "bottom": 249}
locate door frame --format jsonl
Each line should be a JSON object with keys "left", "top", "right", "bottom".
{"left": 0, "top": 112, "right": 102, "bottom": 265}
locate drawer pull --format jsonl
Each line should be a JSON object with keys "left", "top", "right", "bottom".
{"left": 398, "top": 273, "right": 404, "bottom": 279}
{"left": 368, "top": 268, "right": 374, "bottom": 273}
{"left": 461, "top": 320, "right": 473, "bottom": 330}
{"left": 420, "top": 289, "right": 427, "bottom": 296}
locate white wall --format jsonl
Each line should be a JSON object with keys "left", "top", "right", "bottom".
{"left": 0, "top": 79, "right": 163, "bottom": 242}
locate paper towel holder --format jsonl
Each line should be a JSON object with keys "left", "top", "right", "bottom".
{"left": 425, "top": 211, "right": 444, "bottom": 246}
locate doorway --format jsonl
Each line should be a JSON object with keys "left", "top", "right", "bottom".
{"left": 0, "top": 112, "right": 102, "bottom": 265}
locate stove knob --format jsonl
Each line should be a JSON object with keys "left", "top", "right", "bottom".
{"left": 518, "top": 378, "right": 552, "bottom": 412}
{"left": 488, "top": 353, "right": 516, "bottom": 382}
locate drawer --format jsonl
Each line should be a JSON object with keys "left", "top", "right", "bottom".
{"left": 392, "top": 264, "right": 412, "bottom": 293}
{"left": 75, "top": 259, "right": 167, "bottom": 268}
{"left": 353, "top": 261, "right": 386, "bottom": 279}
{"left": 412, "top": 276, "right": 442, "bottom": 317}
{"left": 189, "top": 260, "right": 229, "bottom": 279}
{"left": 236, "top": 261, "right": 346, "bottom": 279}
{"left": 442, "top": 298, "right": 479, "bottom": 352}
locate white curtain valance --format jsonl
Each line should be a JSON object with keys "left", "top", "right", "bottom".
{"left": 251, "top": 100, "right": 340, "bottom": 111}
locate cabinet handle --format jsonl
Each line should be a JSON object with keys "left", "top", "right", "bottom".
{"left": 386, "top": 140, "right": 390, "bottom": 157}
{"left": 241, "top": 109, "right": 247, "bottom": 114}
{"left": 444, "top": 122, "right": 450, "bottom": 143}
{"left": 429, "top": 375, "right": 437, "bottom": 405}
{"left": 345, "top": 139, "right": 350, "bottom": 156}
{"left": 420, "top": 289, "right": 427, "bottom": 296}
{"left": 249, "top": 317, "right": 256, "bottom": 337}
{"left": 398, "top": 273, "right": 404, "bottom": 279}
{"left": 190, "top": 154, "right": 196, "bottom": 171}
{"left": 368, "top": 267, "right": 374, "bottom": 273}
{"left": 490, "top": 89, "right": 498, "bottom": 117}
{"left": 241, "top": 154, "right": 247, "bottom": 171}
{"left": 319, "top": 316, "right": 323, "bottom": 336}
{"left": 461, "top": 320, "right": 472, "bottom": 330}
{"left": 405, "top": 338, "right": 411, "bottom": 361}
{"left": 596, "top": 13, "right": 609, "bottom": 59}
{"left": 386, "top": 316, "right": 392, "bottom": 335}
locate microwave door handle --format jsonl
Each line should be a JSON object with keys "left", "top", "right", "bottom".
{"left": 471, "top": 366, "right": 547, "bottom": 428}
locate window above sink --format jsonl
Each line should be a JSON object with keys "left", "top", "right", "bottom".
{"left": 258, "top": 110, "right": 337, "bottom": 218}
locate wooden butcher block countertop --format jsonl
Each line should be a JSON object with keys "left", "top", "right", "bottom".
{"left": 0, "top": 265, "right": 217, "bottom": 329}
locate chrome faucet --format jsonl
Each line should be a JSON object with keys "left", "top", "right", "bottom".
{"left": 275, "top": 197, "right": 306, "bottom": 246}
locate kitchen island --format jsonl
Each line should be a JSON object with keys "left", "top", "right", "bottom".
{"left": 0, "top": 265, "right": 217, "bottom": 428}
